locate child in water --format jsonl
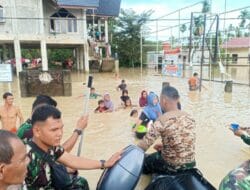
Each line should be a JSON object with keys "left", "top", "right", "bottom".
{"left": 90, "top": 87, "right": 101, "bottom": 99}
{"left": 116, "top": 98, "right": 137, "bottom": 110}
{"left": 124, "top": 98, "right": 137, "bottom": 109}
{"left": 94, "top": 100, "right": 108, "bottom": 113}
{"left": 130, "top": 109, "right": 147, "bottom": 139}
{"left": 120, "top": 90, "right": 130, "bottom": 105}
{"left": 117, "top": 79, "right": 127, "bottom": 91}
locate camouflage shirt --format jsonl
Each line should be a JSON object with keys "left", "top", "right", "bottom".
{"left": 138, "top": 110, "right": 196, "bottom": 170}
{"left": 25, "top": 143, "right": 65, "bottom": 190}
{"left": 17, "top": 119, "right": 33, "bottom": 143}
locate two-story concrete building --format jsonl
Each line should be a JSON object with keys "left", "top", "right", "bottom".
{"left": 0, "top": 0, "right": 121, "bottom": 75}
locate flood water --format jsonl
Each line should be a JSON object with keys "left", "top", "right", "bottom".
{"left": 0, "top": 68, "right": 250, "bottom": 189}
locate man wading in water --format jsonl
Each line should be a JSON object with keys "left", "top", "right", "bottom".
{"left": 0, "top": 92, "right": 24, "bottom": 133}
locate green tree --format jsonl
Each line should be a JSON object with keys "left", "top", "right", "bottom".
{"left": 202, "top": 0, "right": 211, "bottom": 14}
{"left": 112, "top": 9, "right": 153, "bottom": 67}
{"left": 180, "top": 24, "right": 187, "bottom": 33}
{"left": 193, "top": 0, "right": 211, "bottom": 37}
{"left": 238, "top": 9, "right": 250, "bottom": 28}
{"left": 227, "top": 24, "right": 235, "bottom": 38}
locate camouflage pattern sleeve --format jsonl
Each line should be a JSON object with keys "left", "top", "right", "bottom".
{"left": 137, "top": 120, "right": 163, "bottom": 151}
{"left": 241, "top": 134, "right": 250, "bottom": 145}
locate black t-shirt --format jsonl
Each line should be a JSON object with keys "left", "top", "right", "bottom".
{"left": 118, "top": 84, "right": 127, "bottom": 91}
{"left": 120, "top": 95, "right": 130, "bottom": 103}
{"left": 139, "top": 112, "right": 150, "bottom": 126}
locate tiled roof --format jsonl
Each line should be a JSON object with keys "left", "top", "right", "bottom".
{"left": 222, "top": 37, "right": 250, "bottom": 49}
{"left": 87, "top": 0, "right": 121, "bottom": 17}
{"left": 57, "top": 0, "right": 99, "bottom": 8}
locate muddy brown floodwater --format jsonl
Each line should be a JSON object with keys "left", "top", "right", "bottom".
{"left": 0, "top": 68, "right": 250, "bottom": 189}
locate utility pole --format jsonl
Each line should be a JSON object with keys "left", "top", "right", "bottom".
{"left": 188, "top": 12, "right": 194, "bottom": 67}
{"left": 200, "top": 14, "right": 207, "bottom": 92}
{"left": 156, "top": 20, "right": 159, "bottom": 73}
{"left": 140, "top": 28, "right": 143, "bottom": 74}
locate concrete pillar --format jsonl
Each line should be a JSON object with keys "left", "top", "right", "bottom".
{"left": 76, "top": 48, "right": 80, "bottom": 70}
{"left": 14, "top": 39, "right": 22, "bottom": 76}
{"left": 79, "top": 46, "right": 84, "bottom": 71}
{"left": 83, "top": 9, "right": 89, "bottom": 72}
{"left": 98, "top": 19, "right": 101, "bottom": 41}
{"left": 84, "top": 44, "right": 89, "bottom": 72}
{"left": 2, "top": 44, "right": 8, "bottom": 61}
{"left": 115, "top": 60, "right": 119, "bottom": 74}
{"left": 105, "top": 19, "right": 108, "bottom": 43}
{"left": 40, "top": 40, "right": 48, "bottom": 71}
{"left": 39, "top": 0, "right": 44, "bottom": 34}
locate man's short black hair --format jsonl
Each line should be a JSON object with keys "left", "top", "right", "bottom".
{"left": 31, "top": 105, "right": 61, "bottom": 126}
{"left": 32, "top": 95, "right": 57, "bottom": 111}
{"left": 161, "top": 86, "right": 180, "bottom": 100}
{"left": 193, "top": 72, "right": 198, "bottom": 77}
{"left": 121, "top": 79, "right": 125, "bottom": 83}
{"left": 0, "top": 130, "right": 19, "bottom": 164}
{"left": 3, "top": 92, "right": 13, "bottom": 99}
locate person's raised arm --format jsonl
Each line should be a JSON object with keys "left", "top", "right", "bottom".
{"left": 62, "top": 115, "right": 88, "bottom": 152}
{"left": 232, "top": 129, "right": 250, "bottom": 145}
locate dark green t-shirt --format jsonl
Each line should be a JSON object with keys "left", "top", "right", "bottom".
{"left": 17, "top": 119, "right": 33, "bottom": 143}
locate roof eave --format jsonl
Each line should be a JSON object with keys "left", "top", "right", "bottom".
{"left": 58, "top": 5, "right": 98, "bottom": 9}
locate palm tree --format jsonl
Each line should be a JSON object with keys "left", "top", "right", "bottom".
{"left": 202, "top": 0, "right": 211, "bottom": 14}
{"left": 193, "top": 15, "right": 204, "bottom": 36}
{"left": 227, "top": 24, "right": 235, "bottom": 38}
{"left": 235, "top": 26, "right": 242, "bottom": 37}
{"left": 180, "top": 24, "right": 187, "bottom": 33}
{"left": 192, "top": 1, "right": 211, "bottom": 37}
{"left": 238, "top": 10, "right": 250, "bottom": 28}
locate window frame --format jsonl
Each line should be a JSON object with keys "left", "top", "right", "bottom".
{"left": 50, "top": 9, "right": 78, "bottom": 34}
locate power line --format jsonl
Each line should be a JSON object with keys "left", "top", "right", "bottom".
{"left": 154, "top": 1, "right": 203, "bottom": 20}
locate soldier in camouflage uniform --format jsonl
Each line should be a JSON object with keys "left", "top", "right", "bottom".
{"left": 138, "top": 86, "right": 196, "bottom": 174}
{"left": 24, "top": 105, "right": 121, "bottom": 190}
{"left": 17, "top": 95, "right": 90, "bottom": 189}
{"left": 219, "top": 126, "right": 250, "bottom": 190}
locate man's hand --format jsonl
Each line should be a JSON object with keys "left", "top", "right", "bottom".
{"left": 229, "top": 127, "right": 247, "bottom": 137}
{"left": 75, "top": 115, "right": 88, "bottom": 131}
{"left": 104, "top": 150, "right": 123, "bottom": 168}
{"left": 153, "top": 143, "right": 163, "bottom": 151}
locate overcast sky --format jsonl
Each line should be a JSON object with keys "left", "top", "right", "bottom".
{"left": 121, "top": 0, "right": 250, "bottom": 41}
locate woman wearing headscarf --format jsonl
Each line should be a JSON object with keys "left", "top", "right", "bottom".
{"left": 139, "top": 90, "right": 148, "bottom": 107}
{"left": 134, "top": 92, "right": 162, "bottom": 139}
{"left": 103, "top": 93, "right": 114, "bottom": 112}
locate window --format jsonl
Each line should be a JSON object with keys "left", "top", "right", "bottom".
{"left": 0, "top": 6, "right": 4, "bottom": 23}
{"left": 232, "top": 54, "right": 238, "bottom": 64}
{"left": 225, "top": 54, "right": 230, "bottom": 64}
{"left": 50, "top": 8, "right": 77, "bottom": 33}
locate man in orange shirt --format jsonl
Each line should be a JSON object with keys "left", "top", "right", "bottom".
{"left": 0, "top": 92, "right": 24, "bottom": 133}
{"left": 188, "top": 72, "right": 200, "bottom": 91}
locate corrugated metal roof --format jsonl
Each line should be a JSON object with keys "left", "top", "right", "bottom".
{"left": 87, "top": 0, "right": 121, "bottom": 17}
{"left": 222, "top": 37, "right": 250, "bottom": 49}
{"left": 57, "top": 0, "right": 99, "bottom": 8}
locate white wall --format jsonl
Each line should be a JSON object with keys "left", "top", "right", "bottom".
{"left": 0, "top": 0, "right": 86, "bottom": 42}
